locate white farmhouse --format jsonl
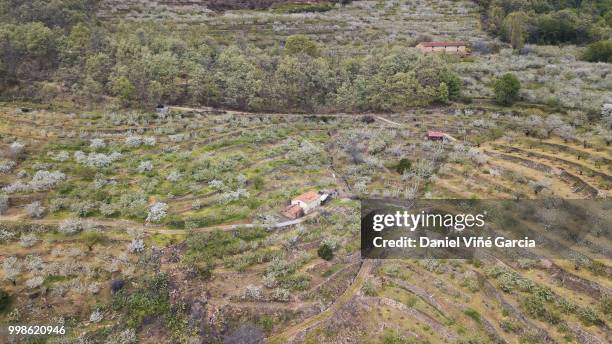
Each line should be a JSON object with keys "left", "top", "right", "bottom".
{"left": 290, "top": 191, "right": 321, "bottom": 214}
{"left": 281, "top": 190, "right": 333, "bottom": 219}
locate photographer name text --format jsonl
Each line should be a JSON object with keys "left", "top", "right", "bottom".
{"left": 373, "top": 236, "right": 536, "bottom": 248}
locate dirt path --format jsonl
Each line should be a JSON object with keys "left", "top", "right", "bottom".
{"left": 1, "top": 211, "right": 319, "bottom": 236}
{"left": 145, "top": 211, "right": 319, "bottom": 235}
{"left": 266, "top": 259, "right": 373, "bottom": 344}
{"left": 375, "top": 116, "right": 402, "bottom": 126}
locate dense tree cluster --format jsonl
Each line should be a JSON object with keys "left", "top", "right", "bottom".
{"left": 0, "top": 2, "right": 461, "bottom": 112}
{"left": 476, "top": 0, "right": 612, "bottom": 48}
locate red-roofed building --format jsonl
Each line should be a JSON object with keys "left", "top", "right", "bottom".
{"left": 291, "top": 191, "right": 321, "bottom": 214}
{"left": 416, "top": 41, "right": 468, "bottom": 55}
{"left": 280, "top": 190, "right": 330, "bottom": 219}
{"left": 427, "top": 131, "right": 446, "bottom": 141}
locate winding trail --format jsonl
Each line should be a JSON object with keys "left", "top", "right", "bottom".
{"left": 0, "top": 211, "right": 319, "bottom": 235}
{"left": 144, "top": 211, "right": 319, "bottom": 235}
{"left": 266, "top": 259, "right": 373, "bottom": 344}
{"left": 375, "top": 116, "right": 402, "bottom": 127}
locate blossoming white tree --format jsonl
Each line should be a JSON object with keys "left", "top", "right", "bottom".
{"left": 146, "top": 202, "right": 168, "bottom": 223}
{"left": 25, "top": 201, "right": 45, "bottom": 218}
{"left": 127, "top": 239, "right": 145, "bottom": 253}
{"left": 90, "top": 138, "right": 106, "bottom": 150}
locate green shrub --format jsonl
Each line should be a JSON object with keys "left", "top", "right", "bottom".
{"left": 278, "top": 272, "right": 311, "bottom": 291}
{"left": 236, "top": 226, "right": 267, "bottom": 242}
{"left": 464, "top": 308, "right": 481, "bottom": 323}
{"left": 112, "top": 273, "right": 170, "bottom": 328}
{"left": 317, "top": 243, "right": 334, "bottom": 261}
{"left": 395, "top": 158, "right": 412, "bottom": 174}
{"left": 578, "top": 306, "right": 603, "bottom": 326}
{"left": 252, "top": 176, "right": 264, "bottom": 190}
{"left": 362, "top": 281, "right": 377, "bottom": 296}
{"left": 600, "top": 296, "right": 612, "bottom": 316}
{"left": 493, "top": 73, "right": 521, "bottom": 105}
{"left": 0, "top": 288, "right": 10, "bottom": 312}
{"left": 522, "top": 295, "right": 560, "bottom": 325}
{"left": 500, "top": 319, "right": 519, "bottom": 333}
{"left": 284, "top": 34, "right": 319, "bottom": 57}
{"left": 81, "top": 231, "right": 107, "bottom": 250}
{"left": 583, "top": 40, "right": 612, "bottom": 63}
{"left": 258, "top": 315, "right": 274, "bottom": 333}
{"left": 188, "top": 260, "right": 213, "bottom": 280}
{"left": 381, "top": 329, "right": 417, "bottom": 344}
{"left": 588, "top": 260, "right": 607, "bottom": 276}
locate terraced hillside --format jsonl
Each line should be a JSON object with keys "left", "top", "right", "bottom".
{"left": 97, "top": 0, "right": 488, "bottom": 47}
{"left": 95, "top": 0, "right": 611, "bottom": 114}
{"left": 1, "top": 0, "right": 611, "bottom": 341}
{"left": 1, "top": 103, "right": 610, "bottom": 343}
{"left": 97, "top": 0, "right": 336, "bottom": 19}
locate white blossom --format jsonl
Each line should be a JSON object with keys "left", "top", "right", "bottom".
{"left": 0, "top": 160, "right": 16, "bottom": 173}
{"left": 88, "top": 282, "right": 101, "bottom": 294}
{"left": 30, "top": 170, "right": 66, "bottom": 191}
{"left": 90, "top": 139, "right": 106, "bottom": 150}
{"left": 25, "top": 201, "right": 45, "bottom": 218}
{"left": 143, "top": 137, "right": 156, "bottom": 146}
{"left": 272, "top": 288, "right": 291, "bottom": 302}
{"left": 146, "top": 202, "right": 168, "bottom": 223}
{"left": 74, "top": 150, "right": 86, "bottom": 163}
{"left": 208, "top": 179, "right": 225, "bottom": 190}
{"left": 58, "top": 219, "right": 87, "bottom": 235}
{"left": 2, "top": 181, "right": 28, "bottom": 194}
{"left": 127, "top": 239, "right": 145, "bottom": 253}
{"left": 0, "top": 229, "right": 15, "bottom": 242}
{"left": 52, "top": 151, "right": 70, "bottom": 162}
{"left": 354, "top": 180, "right": 368, "bottom": 194}
{"left": 243, "top": 285, "right": 263, "bottom": 301}
{"left": 19, "top": 233, "right": 39, "bottom": 247}
{"left": 166, "top": 171, "right": 182, "bottom": 182}
{"left": 125, "top": 135, "right": 142, "bottom": 147}
{"left": 137, "top": 161, "right": 153, "bottom": 173}
{"left": 2, "top": 256, "right": 20, "bottom": 283}
{"left": 89, "top": 309, "right": 103, "bottom": 323}
{"left": 219, "top": 189, "right": 249, "bottom": 204}
{"left": 109, "top": 152, "right": 123, "bottom": 161}
{"left": 75, "top": 152, "right": 122, "bottom": 168}
{"left": 25, "top": 276, "right": 44, "bottom": 289}
{"left": 468, "top": 148, "right": 488, "bottom": 165}
{"left": 9, "top": 142, "right": 25, "bottom": 156}
{"left": 114, "top": 329, "right": 137, "bottom": 344}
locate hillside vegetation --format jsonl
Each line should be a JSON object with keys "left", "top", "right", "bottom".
{"left": 0, "top": 1, "right": 610, "bottom": 344}
{"left": 476, "top": 0, "right": 612, "bottom": 59}
{"left": 1, "top": 0, "right": 462, "bottom": 112}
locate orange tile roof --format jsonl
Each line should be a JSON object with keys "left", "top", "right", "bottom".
{"left": 282, "top": 204, "right": 303, "bottom": 218}
{"left": 427, "top": 131, "right": 445, "bottom": 137}
{"left": 293, "top": 191, "right": 320, "bottom": 203}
